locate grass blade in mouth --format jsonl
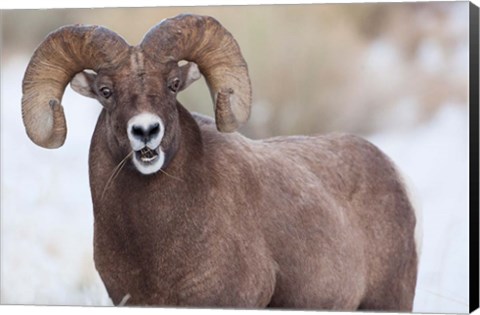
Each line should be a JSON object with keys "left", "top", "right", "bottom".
{"left": 102, "top": 151, "right": 133, "bottom": 201}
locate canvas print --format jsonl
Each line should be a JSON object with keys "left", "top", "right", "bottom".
{"left": 0, "top": 2, "right": 476, "bottom": 313}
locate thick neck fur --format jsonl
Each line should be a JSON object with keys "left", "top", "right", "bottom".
{"left": 88, "top": 103, "right": 212, "bottom": 304}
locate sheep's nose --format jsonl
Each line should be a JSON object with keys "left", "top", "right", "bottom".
{"left": 127, "top": 113, "right": 164, "bottom": 150}
{"left": 131, "top": 123, "right": 160, "bottom": 143}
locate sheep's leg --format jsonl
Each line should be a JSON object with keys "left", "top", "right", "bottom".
{"left": 358, "top": 253, "right": 417, "bottom": 312}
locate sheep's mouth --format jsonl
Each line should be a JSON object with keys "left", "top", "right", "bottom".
{"left": 135, "top": 147, "right": 159, "bottom": 164}
{"left": 131, "top": 146, "right": 164, "bottom": 175}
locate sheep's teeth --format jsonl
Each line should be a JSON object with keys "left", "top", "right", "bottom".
{"left": 141, "top": 155, "right": 156, "bottom": 162}
{"left": 137, "top": 147, "right": 158, "bottom": 163}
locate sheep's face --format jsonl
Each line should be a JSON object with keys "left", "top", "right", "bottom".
{"left": 71, "top": 55, "right": 201, "bottom": 175}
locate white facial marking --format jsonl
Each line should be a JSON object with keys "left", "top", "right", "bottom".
{"left": 127, "top": 113, "right": 165, "bottom": 175}
{"left": 127, "top": 113, "right": 164, "bottom": 150}
{"left": 132, "top": 151, "right": 165, "bottom": 175}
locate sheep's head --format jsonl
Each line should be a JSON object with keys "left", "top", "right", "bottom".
{"left": 21, "top": 14, "right": 252, "bottom": 175}
{"left": 69, "top": 51, "right": 203, "bottom": 175}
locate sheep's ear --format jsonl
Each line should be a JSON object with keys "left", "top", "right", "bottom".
{"left": 178, "top": 62, "right": 201, "bottom": 91}
{"left": 70, "top": 71, "right": 97, "bottom": 98}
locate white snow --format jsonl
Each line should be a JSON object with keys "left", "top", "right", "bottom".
{"left": 0, "top": 56, "right": 470, "bottom": 313}
{"left": 369, "top": 104, "right": 469, "bottom": 313}
{"left": 1, "top": 57, "right": 111, "bottom": 306}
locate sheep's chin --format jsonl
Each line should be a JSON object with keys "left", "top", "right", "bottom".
{"left": 132, "top": 147, "right": 165, "bottom": 175}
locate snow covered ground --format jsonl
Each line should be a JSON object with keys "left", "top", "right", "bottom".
{"left": 369, "top": 104, "right": 469, "bottom": 313}
{"left": 1, "top": 57, "right": 111, "bottom": 306}
{"left": 0, "top": 57, "right": 470, "bottom": 313}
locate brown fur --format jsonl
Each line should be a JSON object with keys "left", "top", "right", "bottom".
{"left": 89, "top": 103, "right": 417, "bottom": 309}
{"left": 22, "top": 14, "right": 418, "bottom": 310}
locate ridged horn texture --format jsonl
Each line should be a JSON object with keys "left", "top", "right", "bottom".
{"left": 141, "top": 14, "right": 252, "bottom": 132}
{"left": 22, "top": 25, "right": 129, "bottom": 148}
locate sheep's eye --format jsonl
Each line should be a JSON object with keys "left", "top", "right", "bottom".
{"left": 100, "top": 87, "right": 112, "bottom": 99}
{"left": 168, "top": 78, "right": 180, "bottom": 93}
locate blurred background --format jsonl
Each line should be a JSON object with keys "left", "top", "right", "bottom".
{"left": 1, "top": 2, "right": 470, "bottom": 313}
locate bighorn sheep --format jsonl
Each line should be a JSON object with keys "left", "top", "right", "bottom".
{"left": 21, "top": 14, "right": 418, "bottom": 310}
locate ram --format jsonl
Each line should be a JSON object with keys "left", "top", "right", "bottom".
{"left": 21, "top": 14, "right": 418, "bottom": 310}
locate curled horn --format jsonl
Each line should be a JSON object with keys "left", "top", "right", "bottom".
{"left": 141, "top": 14, "right": 252, "bottom": 132}
{"left": 21, "top": 25, "right": 129, "bottom": 148}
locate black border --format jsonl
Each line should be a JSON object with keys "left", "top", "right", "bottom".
{"left": 470, "top": 1, "right": 480, "bottom": 314}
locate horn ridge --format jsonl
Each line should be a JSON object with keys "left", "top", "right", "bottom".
{"left": 141, "top": 14, "right": 252, "bottom": 132}
{"left": 21, "top": 25, "right": 129, "bottom": 148}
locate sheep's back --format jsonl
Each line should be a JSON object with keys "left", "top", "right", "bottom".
{"left": 198, "top": 123, "right": 417, "bottom": 307}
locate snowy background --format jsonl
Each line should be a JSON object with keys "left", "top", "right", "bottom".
{"left": 0, "top": 2, "right": 471, "bottom": 313}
